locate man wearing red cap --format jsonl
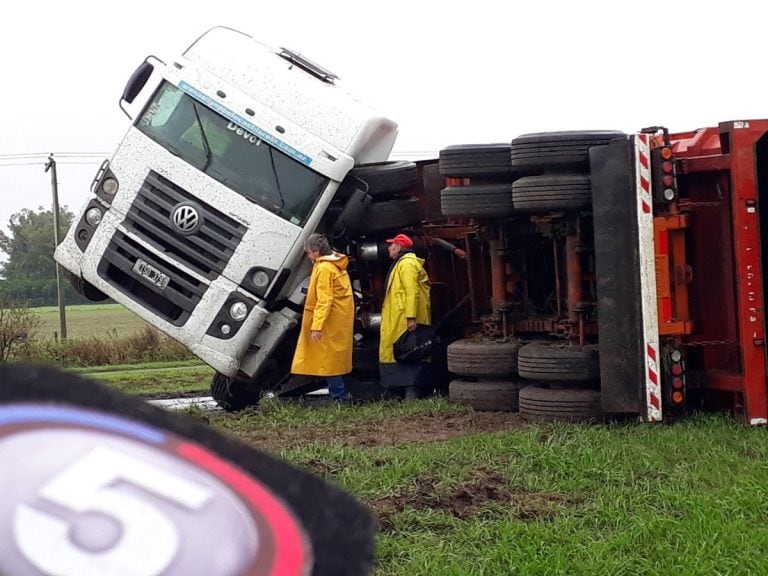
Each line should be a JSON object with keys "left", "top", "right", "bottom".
{"left": 379, "top": 233, "right": 431, "bottom": 399}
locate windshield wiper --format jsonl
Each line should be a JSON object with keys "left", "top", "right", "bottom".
{"left": 267, "top": 146, "right": 286, "bottom": 212}
{"left": 191, "top": 101, "right": 213, "bottom": 171}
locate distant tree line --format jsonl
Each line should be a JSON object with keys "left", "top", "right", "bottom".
{"left": 0, "top": 207, "right": 106, "bottom": 307}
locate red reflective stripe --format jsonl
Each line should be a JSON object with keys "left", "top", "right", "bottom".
{"left": 662, "top": 297, "right": 673, "bottom": 321}
{"left": 658, "top": 229, "right": 669, "bottom": 255}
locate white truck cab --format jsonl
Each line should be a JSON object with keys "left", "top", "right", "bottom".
{"left": 55, "top": 27, "right": 397, "bottom": 379}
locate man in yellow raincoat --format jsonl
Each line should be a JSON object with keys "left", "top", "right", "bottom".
{"left": 379, "top": 233, "right": 431, "bottom": 399}
{"left": 291, "top": 234, "right": 354, "bottom": 401}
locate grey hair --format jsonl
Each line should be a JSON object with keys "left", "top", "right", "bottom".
{"left": 303, "top": 233, "right": 333, "bottom": 256}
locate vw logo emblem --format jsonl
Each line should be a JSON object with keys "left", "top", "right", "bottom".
{"left": 171, "top": 203, "right": 201, "bottom": 234}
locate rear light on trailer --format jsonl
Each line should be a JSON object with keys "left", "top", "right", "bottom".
{"left": 664, "top": 345, "right": 686, "bottom": 408}
{"left": 651, "top": 146, "right": 677, "bottom": 204}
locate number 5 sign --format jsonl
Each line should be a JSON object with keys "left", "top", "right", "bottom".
{"left": 0, "top": 405, "right": 311, "bottom": 576}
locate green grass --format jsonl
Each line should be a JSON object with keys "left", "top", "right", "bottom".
{"left": 81, "top": 365, "right": 213, "bottom": 397}
{"left": 72, "top": 359, "right": 205, "bottom": 374}
{"left": 33, "top": 303, "right": 149, "bottom": 340}
{"left": 204, "top": 404, "right": 768, "bottom": 576}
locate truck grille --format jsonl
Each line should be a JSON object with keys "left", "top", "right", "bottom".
{"left": 97, "top": 231, "right": 207, "bottom": 326}
{"left": 124, "top": 171, "right": 247, "bottom": 280}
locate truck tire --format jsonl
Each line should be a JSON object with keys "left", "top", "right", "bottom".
{"left": 510, "top": 130, "right": 625, "bottom": 173}
{"left": 359, "top": 197, "right": 422, "bottom": 233}
{"left": 337, "top": 161, "right": 419, "bottom": 199}
{"left": 441, "top": 184, "right": 515, "bottom": 218}
{"left": 449, "top": 379, "right": 523, "bottom": 412}
{"left": 438, "top": 143, "right": 513, "bottom": 179}
{"left": 447, "top": 338, "right": 522, "bottom": 377}
{"left": 69, "top": 273, "right": 109, "bottom": 302}
{"left": 518, "top": 384, "right": 602, "bottom": 422}
{"left": 210, "top": 372, "right": 258, "bottom": 412}
{"left": 512, "top": 174, "right": 592, "bottom": 212}
{"left": 517, "top": 342, "right": 600, "bottom": 382}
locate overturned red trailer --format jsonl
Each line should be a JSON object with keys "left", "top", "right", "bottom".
{"left": 333, "top": 121, "right": 768, "bottom": 425}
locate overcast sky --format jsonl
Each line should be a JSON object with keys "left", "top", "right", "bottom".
{"left": 1, "top": 0, "right": 765, "bottom": 245}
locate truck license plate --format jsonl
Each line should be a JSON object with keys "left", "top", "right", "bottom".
{"left": 132, "top": 258, "right": 170, "bottom": 290}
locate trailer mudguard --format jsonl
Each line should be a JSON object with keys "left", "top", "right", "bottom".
{"left": 590, "top": 138, "right": 644, "bottom": 414}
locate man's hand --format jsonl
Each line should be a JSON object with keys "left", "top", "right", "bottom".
{"left": 311, "top": 330, "right": 323, "bottom": 342}
{"left": 406, "top": 319, "right": 417, "bottom": 332}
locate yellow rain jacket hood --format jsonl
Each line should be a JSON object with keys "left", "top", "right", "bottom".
{"left": 291, "top": 252, "right": 354, "bottom": 377}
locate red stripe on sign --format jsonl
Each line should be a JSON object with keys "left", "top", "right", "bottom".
{"left": 638, "top": 133, "right": 648, "bottom": 146}
{"left": 178, "top": 442, "right": 310, "bottom": 576}
{"left": 658, "top": 229, "right": 669, "bottom": 255}
{"left": 639, "top": 153, "right": 649, "bottom": 170}
{"left": 647, "top": 345, "right": 656, "bottom": 361}
{"left": 642, "top": 201, "right": 651, "bottom": 213}
{"left": 649, "top": 369, "right": 658, "bottom": 385}
{"left": 640, "top": 175, "right": 650, "bottom": 192}
{"left": 649, "top": 391, "right": 660, "bottom": 409}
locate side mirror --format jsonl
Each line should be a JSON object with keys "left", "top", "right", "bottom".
{"left": 119, "top": 56, "right": 162, "bottom": 118}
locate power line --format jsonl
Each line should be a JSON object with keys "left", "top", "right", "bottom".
{"left": 0, "top": 152, "right": 109, "bottom": 159}
{"left": 0, "top": 161, "right": 102, "bottom": 167}
{"left": 0, "top": 161, "right": 49, "bottom": 167}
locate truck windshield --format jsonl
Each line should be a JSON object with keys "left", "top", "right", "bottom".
{"left": 136, "top": 81, "right": 329, "bottom": 226}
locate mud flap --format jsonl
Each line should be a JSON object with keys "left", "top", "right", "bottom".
{"left": 590, "top": 139, "right": 644, "bottom": 414}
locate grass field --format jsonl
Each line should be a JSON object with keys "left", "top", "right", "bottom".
{"left": 82, "top": 363, "right": 768, "bottom": 576}
{"left": 209, "top": 402, "right": 768, "bottom": 576}
{"left": 86, "top": 364, "right": 213, "bottom": 397}
{"left": 33, "top": 303, "right": 149, "bottom": 340}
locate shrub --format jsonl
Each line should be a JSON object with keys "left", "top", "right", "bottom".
{"left": 0, "top": 297, "right": 41, "bottom": 361}
{"left": 19, "top": 325, "right": 195, "bottom": 367}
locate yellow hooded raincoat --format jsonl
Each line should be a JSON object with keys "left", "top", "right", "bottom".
{"left": 379, "top": 252, "right": 431, "bottom": 364}
{"left": 291, "top": 252, "right": 354, "bottom": 377}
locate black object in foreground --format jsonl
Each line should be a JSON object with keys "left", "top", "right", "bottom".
{"left": 0, "top": 363, "right": 375, "bottom": 576}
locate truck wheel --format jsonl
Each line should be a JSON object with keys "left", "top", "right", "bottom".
{"left": 510, "top": 130, "right": 625, "bottom": 173}
{"left": 359, "top": 197, "right": 422, "bottom": 233}
{"left": 449, "top": 379, "right": 523, "bottom": 411}
{"left": 447, "top": 338, "right": 522, "bottom": 377}
{"left": 210, "top": 372, "right": 258, "bottom": 412}
{"left": 441, "top": 184, "right": 515, "bottom": 218}
{"left": 69, "top": 273, "right": 109, "bottom": 302}
{"left": 518, "top": 384, "right": 602, "bottom": 422}
{"left": 336, "top": 161, "right": 419, "bottom": 199}
{"left": 517, "top": 342, "right": 600, "bottom": 382}
{"left": 512, "top": 174, "right": 592, "bottom": 212}
{"left": 438, "top": 143, "right": 513, "bottom": 179}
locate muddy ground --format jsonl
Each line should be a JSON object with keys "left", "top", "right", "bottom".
{"left": 228, "top": 409, "right": 527, "bottom": 452}
{"left": 219, "top": 409, "right": 572, "bottom": 525}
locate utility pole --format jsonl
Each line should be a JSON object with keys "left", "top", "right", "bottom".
{"left": 45, "top": 154, "right": 67, "bottom": 341}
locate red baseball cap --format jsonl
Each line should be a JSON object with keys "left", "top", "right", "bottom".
{"left": 385, "top": 233, "right": 413, "bottom": 248}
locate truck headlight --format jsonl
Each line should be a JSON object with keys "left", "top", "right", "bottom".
{"left": 101, "top": 177, "right": 119, "bottom": 195}
{"left": 85, "top": 207, "right": 103, "bottom": 226}
{"left": 229, "top": 301, "right": 248, "bottom": 321}
{"left": 252, "top": 269, "right": 270, "bottom": 289}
